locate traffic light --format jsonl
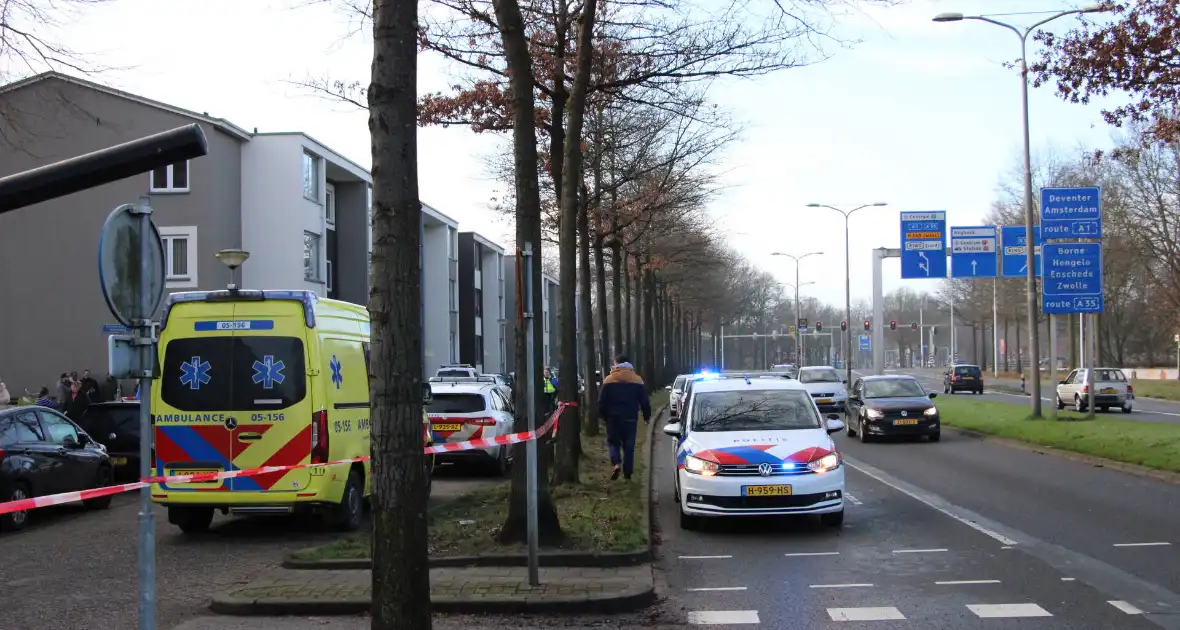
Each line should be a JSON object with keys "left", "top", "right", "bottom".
{"left": 840, "top": 321, "right": 848, "bottom": 332}
{"left": 890, "top": 320, "right": 897, "bottom": 331}
{"left": 815, "top": 321, "right": 823, "bottom": 332}
{"left": 863, "top": 320, "right": 871, "bottom": 331}
{"left": 911, "top": 322, "right": 918, "bottom": 331}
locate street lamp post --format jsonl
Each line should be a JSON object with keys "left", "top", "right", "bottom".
{"left": 772, "top": 251, "right": 822, "bottom": 365}
{"left": 933, "top": 4, "right": 1113, "bottom": 417}
{"left": 806, "top": 202, "right": 888, "bottom": 386}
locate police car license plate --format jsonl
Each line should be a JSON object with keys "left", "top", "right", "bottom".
{"left": 743, "top": 485, "right": 792, "bottom": 497}
{"left": 433, "top": 423, "right": 463, "bottom": 431}
{"left": 1102, "top": 388, "right": 1117, "bottom": 394}
{"left": 894, "top": 418, "right": 919, "bottom": 425}
{"left": 816, "top": 398, "right": 832, "bottom": 404}
{"left": 110, "top": 456, "right": 128, "bottom": 465}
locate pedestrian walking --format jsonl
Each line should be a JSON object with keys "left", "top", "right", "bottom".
{"left": 0, "top": 378, "right": 10, "bottom": 406}
{"left": 597, "top": 354, "right": 651, "bottom": 481}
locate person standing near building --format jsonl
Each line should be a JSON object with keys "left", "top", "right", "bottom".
{"left": 542, "top": 367, "right": 558, "bottom": 414}
{"left": 597, "top": 355, "right": 651, "bottom": 481}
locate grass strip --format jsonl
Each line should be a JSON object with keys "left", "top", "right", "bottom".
{"left": 292, "top": 390, "right": 667, "bottom": 561}
{"left": 933, "top": 395, "right": 1180, "bottom": 473}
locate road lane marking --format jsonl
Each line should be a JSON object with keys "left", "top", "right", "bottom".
{"left": 1001, "top": 546, "right": 1014, "bottom": 549}
{"left": 810, "top": 583, "right": 873, "bottom": 588}
{"left": 1109, "top": 600, "right": 1145, "bottom": 615}
{"left": 844, "top": 492, "right": 863, "bottom": 505}
{"left": 967, "top": 603, "right": 1053, "bottom": 618}
{"left": 936, "top": 579, "right": 1001, "bottom": 585}
{"left": 679, "top": 555, "right": 733, "bottom": 559}
{"left": 1061, "top": 577, "right": 1076, "bottom": 581}
{"left": 844, "top": 457, "right": 1019, "bottom": 546}
{"left": 827, "top": 607, "right": 905, "bottom": 621}
{"left": 687, "top": 587, "right": 747, "bottom": 592}
{"left": 687, "top": 610, "right": 759, "bottom": 624}
{"left": 1113, "top": 542, "right": 1172, "bottom": 547}
{"left": 784, "top": 551, "right": 840, "bottom": 557}
{"left": 893, "top": 548, "right": 947, "bottom": 554}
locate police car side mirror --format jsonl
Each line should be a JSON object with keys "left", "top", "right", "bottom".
{"left": 927, "top": 392, "right": 938, "bottom": 399}
{"left": 422, "top": 383, "right": 433, "bottom": 405}
{"left": 662, "top": 422, "right": 682, "bottom": 437}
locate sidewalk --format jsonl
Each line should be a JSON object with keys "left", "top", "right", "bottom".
{"left": 211, "top": 564, "right": 654, "bottom": 616}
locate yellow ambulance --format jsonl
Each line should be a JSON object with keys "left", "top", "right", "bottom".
{"left": 150, "top": 289, "right": 434, "bottom": 534}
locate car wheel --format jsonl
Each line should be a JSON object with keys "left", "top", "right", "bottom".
{"left": 673, "top": 475, "right": 681, "bottom": 504}
{"left": 331, "top": 469, "right": 364, "bottom": 532}
{"left": 172, "top": 507, "right": 214, "bottom": 534}
{"left": 1100, "top": 405, "right": 1110, "bottom": 413}
{"left": 977, "top": 389, "right": 983, "bottom": 395}
{"left": 489, "top": 445, "right": 510, "bottom": 477}
{"left": 1074, "top": 396, "right": 1086, "bottom": 413}
{"left": 858, "top": 418, "right": 872, "bottom": 443}
{"left": 1122, "top": 405, "right": 1133, "bottom": 414}
{"left": 928, "top": 432, "right": 941, "bottom": 443}
{"left": 1057, "top": 396, "right": 1066, "bottom": 410}
{"left": 820, "top": 509, "right": 844, "bottom": 527}
{"left": 83, "top": 466, "right": 114, "bottom": 510}
{"left": 0, "top": 482, "right": 31, "bottom": 531}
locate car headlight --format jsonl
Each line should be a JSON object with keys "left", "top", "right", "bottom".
{"left": 807, "top": 452, "right": 841, "bottom": 473}
{"left": 924, "top": 407, "right": 938, "bottom": 417}
{"left": 684, "top": 454, "right": 720, "bottom": 476}
{"left": 865, "top": 408, "right": 884, "bottom": 419}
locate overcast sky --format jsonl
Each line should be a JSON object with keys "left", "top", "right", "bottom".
{"left": 48, "top": 0, "right": 1121, "bottom": 308}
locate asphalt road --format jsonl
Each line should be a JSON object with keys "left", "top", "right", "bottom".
{"left": 0, "top": 466, "right": 495, "bottom": 630}
{"left": 890, "top": 367, "right": 1180, "bottom": 424}
{"left": 653, "top": 409, "right": 1180, "bottom": 627}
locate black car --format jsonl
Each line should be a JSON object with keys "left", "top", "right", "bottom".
{"left": 74, "top": 401, "right": 142, "bottom": 481}
{"left": 943, "top": 364, "right": 984, "bottom": 395}
{"left": 845, "top": 375, "right": 940, "bottom": 443}
{"left": 0, "top": 405, "right": 114, "bottom": 531}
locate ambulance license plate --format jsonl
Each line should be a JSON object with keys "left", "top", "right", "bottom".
{"left": 743, "top": 485, "right": 792, "bottom": 497}
{"left": 432, "top": 423, "right": 463, "bottom": 431}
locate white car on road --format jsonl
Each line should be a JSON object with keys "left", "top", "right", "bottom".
{"left": 664, "top": 375, "right": 846, "bottom": 530}
{"left": 796, "top": 366, "right": 849, "bottom": 417}
{"left": 1056, "top": 367, "right": 1133, "bottom": 413}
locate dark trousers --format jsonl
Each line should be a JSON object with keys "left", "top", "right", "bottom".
{"left": 604, "top": 417, "right": 638, "bottom": 476}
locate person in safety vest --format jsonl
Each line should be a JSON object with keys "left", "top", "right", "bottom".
{"left": 542, "top": 367, "right": 558, "bottom": 413}
{"left": 597, "top": 355, "right": 651, "bottom": 481}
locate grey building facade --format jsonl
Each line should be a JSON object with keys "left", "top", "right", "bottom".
{"left": 457, "top": 232, "right": 506, "bottom": 374}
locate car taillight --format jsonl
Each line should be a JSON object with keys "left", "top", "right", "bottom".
{"left": 311, "top": 410, "right": 329, "bottom": 464}
{"left": 0, "top": 448, "right": 6, "bottom": 460}
{"left": 466, "top": 417, "right": 496, "bottom": 426}
{"left": 1082, "top": 385, "right": 1089, "bottom": 394}
{"left": 951, "top": 375, "right": 958, "bottom": 381}
{"left": 1127, "top": 384, "right": 1133, "bottom": 393}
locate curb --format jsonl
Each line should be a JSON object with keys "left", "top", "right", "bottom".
{"left": 209, "top": 584, "right": 657, "bottom": 616}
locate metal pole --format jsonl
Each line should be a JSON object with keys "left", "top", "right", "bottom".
{"left": 844, "top": 214, "right": 852, "bottom": 384}
{"left": 134, "top": 195, "right": 157, "bottom": 630}
{"left": 1049, "top": 314, "right": 1057, "bottom": 418}
{"left": 993, "top": 279, "right": 1000, "bottom": 378}
{"left": 950, "top": 292, "right": 956, "bottom": 363}
{"left": 1018, "top": 36, "right": 1042, "bottom": 416}
{"left": 522, "top": 243, "right": 540, "bottom": 585}
{"left": 1086, "top": 314, "right": 1096, "bottom": 416}
{"left": 919, "top": 306, "right": 924, "bottom": 368}
{"left": 720, "top": 325, "right": 725, "bottom": 371}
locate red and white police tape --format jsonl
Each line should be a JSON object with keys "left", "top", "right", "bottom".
{"left": 0, "top": 401, "right": 576, "bottom": 517}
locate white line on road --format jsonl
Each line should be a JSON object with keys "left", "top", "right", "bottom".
{"left": 967, "top": 603, "right": 1053, "bottom": 618}
{"left": 1001, "top": 546, "right": 1014, "bottom": 549}
{"left": 844, "top": 492, "right": 863, "bottom": 505}
{"left": 679, "top": 555, "right": 733, "bottom": 559}
{"left": 809, "top": 583, "right": 874, "bottom": 589}
{"left": 687, "top": 610, "right": 760, "bottom": 625}
{"left": 784, "top": 551, "right": 840, "bottom": 557}
{"left": 936, "top": 579, "right": 1001, "bottom": 585}
{"left": 1113, "top": 542, "right": 1172, "bottom": 547}
{"left": 827, "top": 607, "right": 906, "bottom": 621}
{"left": 1061, "top": 577, "right": 1076, "bottom": 581}
{"left": 1108, "top": 600, "right": 1145, "bottom": 615}
{"left": 687, "top": 586, "right": 747, "bottom": 592}
{"left": 893, "top": 548, "right": 948, "bottom": 554}
{"left": 845, "top": 458, "right": 1020, "bottom": 546}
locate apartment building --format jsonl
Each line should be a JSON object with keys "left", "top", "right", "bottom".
{"left": 0, "top": 71, "right": 459, "bottom": 389}
{"left": 457, "top": 232, "right": 506, "bottom": 374}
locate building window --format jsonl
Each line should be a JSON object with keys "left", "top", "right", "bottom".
{"left": 150, "top": 161, "right": 189, "bottom": 193}
{"left": 474, "top": 247, "right": 483, "bottom": 271}
{"left": 326, "top": 260, "right": 333, "bottom": 291}
{"left": 325, "top": 183, "right": 336, "bottom": 225}
{"left": 304, "top": 231, "right": 321, "bottom": 281}
{"left": 475, "top": 335, "right": 483, "bottom": 362}
{"left": 159, "top": 226, "right": 198, "bottom": 288}
{"left": 474, "top": 288, "right": 483, "bottom": 318}
{"left": 302, "top": 151, "right": 320, "bottom": 202}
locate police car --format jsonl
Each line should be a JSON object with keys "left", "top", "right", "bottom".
{"left": 664, "top": 374, "right": 846, "bottom": 530}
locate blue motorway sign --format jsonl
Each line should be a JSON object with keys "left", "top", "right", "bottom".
{"left": 950, "top": 226, "right": 998, "bottom": 278}
{"left": 1001, "top": 225, "right": 1042, "bottom": 278}
{"left": 1041, "top": 187, "right": 1102, "bottom": 239}
{"left": 859, "top": 335, "right": 871, "bottom": 351}
{"left": 900, "top": 211, "right": 947, "bottom": 279}
{"left": 1042, "top": 243, "right": 1104, "bottom": 314}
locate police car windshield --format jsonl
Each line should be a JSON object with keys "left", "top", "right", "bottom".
{"left": 160, "top": 337, "right": 307, "bottom": 411}
{"left": 690, "top": 389, "right": 820, "bottom": 432}
{"left": 427, "top": 393, "right": 486, "bottom": 414}
{"left": 799, "top": 368, "right": 840, "bottom": 384}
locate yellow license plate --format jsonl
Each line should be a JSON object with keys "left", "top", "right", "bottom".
{"left": 743, "top": 485, "right": 792, "bottom": 497}
{"left": 1101, "top": 388, "right": 1116, "bottom": 394}
{"left": 432, "top": 423, "right": 463, "bottom": 431}
{"left": 110, "top": 456, "right": 128, "bottom": 465}
{"left": 816, "top": 398, "right": 832, "bottom": 404}
{"left": 894, "top": 418, "right": 919, "bottom": 425}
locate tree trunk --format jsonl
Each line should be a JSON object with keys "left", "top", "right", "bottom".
{"left": 579, "top": 185, "right": 598, "bottom": 437}
{"left": 368, "top": 0, "right": 431, "bottom": 626}
{"left": 643, "top": 260, "right": 656, "bottom": 385}
{"left": 623, "top": 252, "right": 633, "bottom": 353}
{"left": 610, "top": 239, "right": 622, "bottom": 358}
{"left": 492, "top": 0, "right": 561, "bottom": 544}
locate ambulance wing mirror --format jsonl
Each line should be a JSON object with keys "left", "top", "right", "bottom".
{"left": 422, "top": 383, "right": 433, "bottom": 405}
